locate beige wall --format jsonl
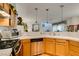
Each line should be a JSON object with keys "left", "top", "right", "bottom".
{"left": 67, "top": 16, "right": 79, "bottom": 25}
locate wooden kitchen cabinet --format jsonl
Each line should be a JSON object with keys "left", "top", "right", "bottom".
{"left": 31, "top": 38, "right": 44, "bottom": 56}
{"left": 38, "top": 41, "right": 44, "bottom": 54}
{"left": 21, "top": 39, "right": 31, "bottom": 56}
{"left": 0, "top": 19, "right": 9, "bottom": 26}
{"left": 0, "top": 3, "right": 4, "bottom": 8}
{"left": 44, "top": 38, "right": 55, "bottom": 55}
{"left": 69, "top": 40, "right": 79, "bottom": 56}
{"left": 0, "top": 3, "right": 16, "bottom": 27}
{"left": 18, "top": 37, "right": 79, "bottom": 56}
{"left": 56, "top": 39, "right": 69, "bottom": 56}
{"left": 3, "top": 3, "right": 10, "bottom": 13}
{"left": 10, "top": 9, "right": 16, "bottom": 27}
{"left": 0, "top": 3, "right": 9, "bottom": 26}
{"left": 0, "top": 3, "right": 10, "bottom": 13}
{"left": 31, "top": 42, "right": 38, "bottom": 56}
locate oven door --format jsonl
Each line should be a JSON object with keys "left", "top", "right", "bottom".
{"left": 12, "top": 40, "right": 22, "bottom": 56}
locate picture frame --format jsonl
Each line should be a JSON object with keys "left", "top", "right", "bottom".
{"left": 32, "top": 23, "right": 40, "bottom": 32}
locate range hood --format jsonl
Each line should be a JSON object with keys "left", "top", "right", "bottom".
{"left": 0, "top": 8, "right": 10, "bottom": 18}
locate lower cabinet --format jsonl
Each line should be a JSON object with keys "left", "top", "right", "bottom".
{"left": 56, "top": 39, "right": 69, "bottom": 56}
{"left": 44, "top": 38, "right": 55, "bottom": 55}
{"left": 31, "top": 38, "right": 44, "bottom": 56}
{"left": 44, "top": 38, "right": 69, "bottom": 56}
{"left": 19, "top": 38, "right": 79, "bottom": 56}
{"left": 69, "top": 40, "right": 79, "bottom": 56}
{"left": 21, "top": 39, "right": 31, "bottom": 56}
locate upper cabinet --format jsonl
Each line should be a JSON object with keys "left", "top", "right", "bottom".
{"left": 0, "top": 3, "right": 17, "bottom": 27}
{"left": 3, "top": 3, "right": 9, "bottom": 13}
{"left": 0, "top": 18, "right": 9, "bottom": 26}
{"left": 0, "top": 3, "right": 4, "bottom": 8}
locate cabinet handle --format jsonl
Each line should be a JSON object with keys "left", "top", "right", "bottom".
{"left": 56, "top": 43, "right": 65, "bottom": 45}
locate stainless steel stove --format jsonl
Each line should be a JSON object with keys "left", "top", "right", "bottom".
{"left": 0, "top": 40, "right": 18, "bottom": 49}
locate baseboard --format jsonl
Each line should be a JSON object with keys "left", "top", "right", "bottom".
{"left": 31, "top": 53, "right": 44, "bottom": 56}
{"left": 44, "top": 52, "right": 55, "bottom": 56}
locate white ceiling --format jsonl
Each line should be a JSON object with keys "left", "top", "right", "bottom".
{"left": 16, "top": 3, "right": 79, "bottom": 23}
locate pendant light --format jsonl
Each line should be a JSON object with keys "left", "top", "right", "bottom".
{"left": 32, "top": 8, "right": 39, "bottom": 32}
{"left": 60, "top": 5, "right": 64, "bottom": 21}
{"left": 35, "top": 8, "right": 38, "bottom": 23}
{"left": 46, "top": 8, "right": 49, "bottom": 23}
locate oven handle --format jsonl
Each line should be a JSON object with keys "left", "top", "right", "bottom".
{"left": 15, "top": 43, "right": 22, "bottom": 55}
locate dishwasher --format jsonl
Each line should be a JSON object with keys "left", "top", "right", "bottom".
{"left": 31, "top": 38, "right": 44, "bottom": 56}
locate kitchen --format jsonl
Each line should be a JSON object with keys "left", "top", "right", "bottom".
{"left": 0, "top": 3, "right": 79, "bottom": 56}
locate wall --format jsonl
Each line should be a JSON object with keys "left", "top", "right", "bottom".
{"left": 16, "top": 16, "right": 79, "bottom": 32}
{"left": 66, "top": 16, "right": 79, "bottom": 25}
{"left": 20, "top": 18, "right": 53, "bottom": 32}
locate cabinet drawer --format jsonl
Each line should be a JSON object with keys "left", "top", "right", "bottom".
{"left": 31, "top": 38, "right": 43, "bottom": 42}
{"left": 56, "top": 42, "right": 66, "bottom": 45}
{"left": 70, "top": 45, "right": 79, "bottom": 53}
{"left": 70, "top": 50, "right": 79, "bottom": 56}
{"left": 45, "top": 38, "right": 55, "bottom": 42}
{"left": 21, "top": 39, "right": 30, "bottom": 43}
{"left": 70, "top": 41, "right": 79, "bottom": 47}
{"left": 56, "top": 39, "right": 67, "bottom": 43}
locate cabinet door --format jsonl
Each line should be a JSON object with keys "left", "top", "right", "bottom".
{"left": 0, "top": 3, "right": 3, "bottom": 7}
{"left": 69, "top": 50, "right": 79, "bottom": 56}
{"left": 56, "top": 42, "right": 66, "bottom": 56}
{"left": 31, "top": 41, "right": 44, "bottom": 56}
{"left": 0, "top": 19, "right": 9, "bottom": 26}
{"left": 0, "top": 3, "right": 9, "bottom": 26}
{"left": 37, "top": 41, "right": 44, "bottom": 54}
{"left": 56, "top": 40, "right": 68, "bottom": 56}
{"left": 45, "top": 41, "right": 55, "bottom": 55}
{"left": 69, "top": 40, "right": 79, "bottom": 56}
{"left": 22, "top": 39, "right": 30, "bottom": 56}
{"left": 10, "top": 9, "right": 16, "bottom": 27}
{"left": 31, "top": 42, "right": 38, "bottom": 56}
{"left": 44, "top": 38, "right": 55, "bottom": 55}
{"left": 4, "top": 3, "right": 9, "bottom": 13}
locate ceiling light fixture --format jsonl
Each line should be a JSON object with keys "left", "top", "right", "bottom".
{"left": 46, "top": 8, "right": 49, "bottom": 23}
{"left": 60, "top": 5, "right": 64, "bottom": 21}
{"left": 35, "top": 8, "right": 38, "bottom": 23}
